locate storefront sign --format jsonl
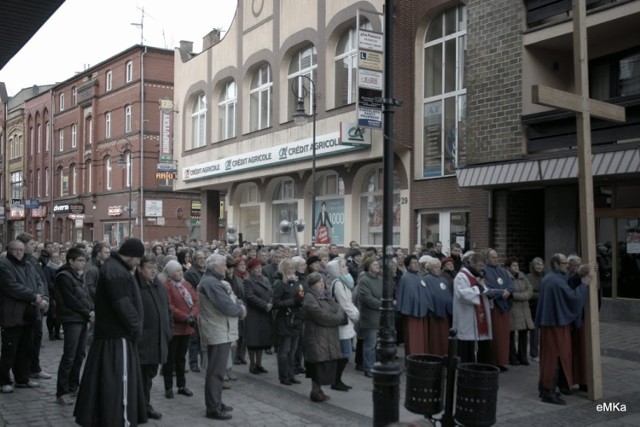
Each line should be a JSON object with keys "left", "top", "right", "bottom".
{"left": 340, "top": 123, "right": 372, "bottom": 146}
{"left": 191, "top": 200, "right": 201, "bottom": 220}
{"left": 146, "top": 200, "right": 163, "bottom": 217}
{"left": 9, "top": 204, "right": 25, "bottom": 220}
{"left": 182, "top": 132, "right": 370, "bottom": 181}
{"left": 25, "top": 199, "right": 40, "bottom": 209}
{"left": 108, "top": 206, "right": 124, "bottom": 216}
{"left": 69, "top": 214, "right": 85, "bottom": 220}
{"left": 31, "top": 206, "right": 48, "bottom": 218}
{"left": 53, "top": 203, "right": 85, "bottom": 214}
{"left": 160, "top": 107, "right": 172, "bottom": 159}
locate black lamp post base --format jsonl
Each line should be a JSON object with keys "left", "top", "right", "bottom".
{"left": 372, "top": 360, "right": 402, "bottom": 427}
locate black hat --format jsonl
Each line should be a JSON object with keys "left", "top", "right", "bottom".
{"left": 306, "top": 255, "right": 321, "bottom": 266}
{"left": 118, "top": 238, "right": 145, "bottom": 258}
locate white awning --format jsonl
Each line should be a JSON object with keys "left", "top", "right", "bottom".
{"left": 456, "top": 147, "right": 640, "bottom": 188}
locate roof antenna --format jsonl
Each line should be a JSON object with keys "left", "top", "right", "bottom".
{"left": 131, "top": 6, "right": 144, "bottom": 45}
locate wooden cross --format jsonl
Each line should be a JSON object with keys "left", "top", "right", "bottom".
{"left": 531, "top": 0, "right": 626, "bottom": 401}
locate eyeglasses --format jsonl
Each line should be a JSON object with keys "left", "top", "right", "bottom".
{"left": 559, "top": 261, "right": 569, "bottom": 265}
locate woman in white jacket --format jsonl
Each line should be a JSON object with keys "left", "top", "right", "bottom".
{"left": 326, "top": 258, "right": 359, "bottom": 391}
{"left": 453, "top": 251, "right": 493, "bottom": 364}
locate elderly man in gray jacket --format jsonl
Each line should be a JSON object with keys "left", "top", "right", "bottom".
{"left": 198, "top": 254, "right": 246, "bottom": 421}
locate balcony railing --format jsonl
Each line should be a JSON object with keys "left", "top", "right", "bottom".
{"left": 525, "top": 0, "right": 628, "bottom": 29}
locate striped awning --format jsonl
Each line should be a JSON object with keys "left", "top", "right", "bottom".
{"left": 456, "top": 147, "right": 640, "bottom": 188}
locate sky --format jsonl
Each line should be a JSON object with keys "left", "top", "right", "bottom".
{"left": 0, "top": 0, "right": 238, "bottom": 97}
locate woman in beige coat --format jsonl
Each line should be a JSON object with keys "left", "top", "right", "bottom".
{"left": 506, "top": 257, "right": 534, "bottom": 366}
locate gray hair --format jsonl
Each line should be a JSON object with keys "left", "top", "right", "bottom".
{"left": 206, "top": 253, "right": 227, "bottom": 271}
{"left": 425, "top": 257, "right": 441, "bottom": 273}
{"left": 567, "top": 254, "right": 582, "bottom": 266}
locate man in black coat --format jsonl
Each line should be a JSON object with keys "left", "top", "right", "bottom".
{"left": 54, "top": 247, "right": 93, "bottom": 405}
{"left": 74, "top": 238, "right": 147, "bottom": 427}
{"left": 0, "top": 240, "right": 48, "bottom": 393}
{"left": 136, "top": 254, "right": 172, "bottom": 420}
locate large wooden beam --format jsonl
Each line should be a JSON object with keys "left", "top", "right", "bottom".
{"left": 532, "top": 84, "right": 626, "bottom": 123}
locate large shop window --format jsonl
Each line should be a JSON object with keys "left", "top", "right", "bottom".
{"left": 238, "top": 182, "right": 261, "bottom": 244}
{"left": 419, "top": 210, "right": 470, "bottom": 254}
{"left": 360, "top": 167, "right": 401, "bottom": 246}
{"left": 272, "top": 179, "right": 298, "bottom": 245}
{"left": 250, "top": 64, "right": 272, "bottom": 132}
{"left": 422, "top": 4, "right": 467, "bottom": 178}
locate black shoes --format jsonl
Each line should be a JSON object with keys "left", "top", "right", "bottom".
{"left": 289, "top": 377, "right": 301, "bottom": 384}
{"left": 190, "top": 365, "right": 201, "bottom": 373}
{"left": 221, "top": 403, "right": 234, "bottom": 412}
{"left": 364, "top": 371, "right": 373, "bottom": 378}
{"left": 206, "top": 409, "right": 232, "bottom": 420}
{"left": 177, "top": 387, "right": 193, "bottom": 397}
{"left": 147, "top": 408, "right": 162, "bottom": 420}
{"left": 541, "top": 394, "right": 567, "bottom": 405}
{"left": 256, "top": 366, "right": 268, "bottom": 374}
{"left": 294, "top": 366, "right": 306, "bottom": 375}
{"left": 331, "top": 382, "right": 349, "bottom": 391}
{"left": 497, "top": 365, "right": 509, "bottom": 373}
{"left": 280, "top": 379, "right": 292, "bottom": 386}
{"left": 165, "top": 389, "right": 174, "bottom": 399}
{"left": 249, "top": 367, "right": 260, "bottom": 374}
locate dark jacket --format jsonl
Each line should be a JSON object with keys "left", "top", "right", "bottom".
{"left": 357, "top": 272, "right": 383, "bottom": 329}
{"left": 243, "top": 273, "right": 274, "bottom": 348}
{"left": 93, "top": 252, "right": 144, "bottom": 341}
{"left": 303, "top": 288, "right": 346, "bottom": 363}
{"left": 272, "top": 277, "right": 304, "bottom": 336}
{"left": 83, "top": 258, "right": 103, "bottom": 303}
{"left": 183, "top": 266, "right": 205, "bottom": 291}
{"left": 0, "top": 252, "right": 45, "bottom": 328}
{"left": 55, "top": 264, "right": 93, "bottom": 324}
{"left": 137, "top": 273, "right": 172, "bottom": 365}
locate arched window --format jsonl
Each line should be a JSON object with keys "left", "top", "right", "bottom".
{"left": 237, "top": 182, "right": 260, "bottom": 243}
{"left": 45, "top": 167, "right": 49, "bottom": 196}
{"left": 125, "top": 61, "right": 133, "bottom": 82}
{"left": 37, "top": 124, "right": 42, "bottom": 153}
{"left": 360, "top": 167, "right": 402, "bottom": 245}
{"left": 334, "top": 26, "right": 359, "bottom": 107}
{"left": 218, "top": 81, "right": 237, "bottom": 140}
{"left": 288, "top": 45, "right": 317, "bottom": 118}
{"left": 272, "top": 178, "right": 297, "bottom": 244}
{"left": 191, "top": 93, "right": 207, "bottom": 148}
{"left": 422, "top": 4, "right": 467, "bottom": 178}
{"left": 105, "top": 156, "right": 112, "bottom": 190}
{"left": 72, "top": 86, "right": 77, "bottom": 106}
{"left": 71, "top": 124, "right": 77, "bottom": 148}
{"left": 105, "top": 112, "right": 112, "bottom": 139}
{"left": 70, "top": 164, "right": 77, "bottom": 195}
{"left": 125, "top": 105, "right": 132, "bottom": 132}
{"left": 59, "top": 166, "right": 67, "bottom": 197}
{"left": 250, "top": 64, "right": 272, "bottom": 132}
{"left": 85, "top": 160, "right": 92, "bottom": 193}
{"left": 106, "top": 70, "right": 113, "bottom": 91}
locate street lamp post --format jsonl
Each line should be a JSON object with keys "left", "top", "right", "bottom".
{"left": 292, "top": 75, "right": 317, "bottom": 248}
{"left": 116, "top": 138, "right": 133, "bottom": 237}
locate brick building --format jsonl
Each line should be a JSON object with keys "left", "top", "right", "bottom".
{"left": 37, "top": 45, "right": 196, "bottom": 245}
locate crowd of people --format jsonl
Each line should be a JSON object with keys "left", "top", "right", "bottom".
{"left": 0, "top": 234, "right": 594, "bottom": 425}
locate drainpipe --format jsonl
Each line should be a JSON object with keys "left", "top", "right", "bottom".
{"left": 139, "top": 46, "right": 147, "bottom": 241}
{"left": 49, "top": 89, "right": 55, "bottom": 241}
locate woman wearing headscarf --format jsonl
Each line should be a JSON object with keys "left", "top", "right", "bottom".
{"left": 423, "top": 257, "right": 453, "bottom": 356}
{"left": 243, "top": 258, "right": 274, "bottom": 374}
{"left": 395, "top": 255, "right": 431, "bottom": 356}
{"left": 303, "top": 272, "right": 347, "bottom": 402}
{"left": 326, "top": 258, "right": 359, "bottom": 391}
{"left": 162, "top": 260, "right": 199, "bottom": 399}
{"left": 272, "top": 259, "right": 304, "bottom": 385}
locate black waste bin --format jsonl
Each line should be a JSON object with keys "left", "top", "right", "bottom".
{"left": 404, "top": 354, "right": 444, "bottom": 417}
{"left": 454, "top": 363, "right": 499, "bottom": 427}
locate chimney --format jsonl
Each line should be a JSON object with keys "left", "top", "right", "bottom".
{"left": 179, "top": 40, "right": 194, "bottom": 53}
{"left": 202, "top": 29, "right": 221, "bottom": 51}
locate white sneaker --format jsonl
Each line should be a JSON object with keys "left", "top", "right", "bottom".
{"left": 31, "top": 371, "right": 52, "bottom": 379}
{"left": 1, "top": 384, "right": 14, "bottom": 393}
{"left": 15, "top": 380, "right": 40, "bottom": 388}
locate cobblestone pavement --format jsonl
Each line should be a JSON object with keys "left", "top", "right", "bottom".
{"left": 0, "top": 320, "right": 638, "bottom": 426}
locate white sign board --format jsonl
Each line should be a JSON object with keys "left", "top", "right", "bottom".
{"left": 358, "top": 69, "right": 384, "bottom": 90}
{"left": 146, "top": 200, "right": 163, "bottom": 217}
{"left": 359, "top": 30, "right": 383, "bottom": 52}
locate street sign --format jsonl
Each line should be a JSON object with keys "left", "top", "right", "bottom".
{"left": 358, "top": 69, "right": 383, "bottom": 90}
{"left": 358, "top": 50, "right": 383, "bottom": 71}
{"left": 357, "top": 28, "right": 384, "bottom": 129}
{"left": 359, "top": 30, "right": 383, "bottom": 52}
{"left": 157, "top": 162, "right": 178, "bottom": 172}
{"left": 25, "top": 199, "right": 40, "bottom": 209}
{"left": 357, "top": 108, "right": 383, "bottom": 129}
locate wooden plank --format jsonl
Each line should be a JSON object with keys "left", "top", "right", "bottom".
{"left": 532, "top": 84, "right": 626, "bottom": 122}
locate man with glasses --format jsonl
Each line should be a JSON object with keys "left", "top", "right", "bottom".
{"left": 0, "top": 240, "right": 48, "bottom": 393}
{"left": 54, "top": 248, "right": 94, "bottom": 405}
{"left": 535, "top": 253, "right": 590, "bottom": 405}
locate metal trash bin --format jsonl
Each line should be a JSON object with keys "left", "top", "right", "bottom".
{"left": 454, "top": 363, "right": 499, "bottom": 427}
{"left": 404, "top": 354, "right": 444, "bottom": 417}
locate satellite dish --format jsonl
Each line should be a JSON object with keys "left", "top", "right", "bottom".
{"left": 280, "top": 220, "right": 292, "bottom": 234}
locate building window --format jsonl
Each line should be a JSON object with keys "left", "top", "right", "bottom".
{"left": 59, "top": 129, "right": 64, "bottom": 152}
{"left": 237, "top": 182, "right": 260, "bottom": 243}
{"left": 59, "top": 167, "right": 67, "bottom": 197}
{"left": 218, "top": 80, "right": 237, "bottom": 140}
{"left": 105, "top": 156, "right": 112, "bottom": 190}
{"left": 419, "top": 210, "right": 470, "bottom": 254}
{"left": 30, "top": 127, "right": 34, "bottom": 155}
{"left": 191, "top": 93, "right": 207, "bottom": 148}
{"left": 45, "top": 167, "right": 49, "bottom": 196}
{"left": 37, "top": 124, "right": 42, "bottom": 153}
{"left": 71, "top": 124, "right": 77, "bottom": 148}
{"left": 360, "top": 167, "right": 401, "bottom": 245}
{"left": 250, "top": 64, "right": 272, "bottom": 131}
{"left": 10, "top": 171, "right": 22, "bottom": 200}
{"left": 45, "top": 121, "right": 50, "bottom": 151}
{"left": 125, "top": 105, "right": 132, "bottom": 132}
{"left": 272, "top": 178, "right": 298, "bottom": 244}
{"left": 315, "top": 172, "right": 346, "bottom": 246}
{"left": 590, "top": 47, "right": 640, "bottom": 100}
{"left": 288, "top": 45, "right": 317, "bottom": 119}
{"left": 105, "top": 112, "right": 111, "bottom": 138}
{"left": 59, "top": 93, "right": 65, "bottom": 111}
{"left": 125, "top": 151, "right": 132, "bottom": 188}
{"left": 72, "top": 86, "right": 77, "bottom": 106}
{"left": 422, "top": 4, "right": 467, "bottom": 178}
{"left": 37, "top": 169, "right": 41, "bottom": 197}
{"left": 71, "top": 164, "right": 77, "bottom": 195}
{"left": 126, "top": 61, "right": 133, "bottom": 82}
{"left": 85, "top": 160, "right": 92, "bottom": 193}
{"left": 334, "top": 26, "right": 359, "bottom": 107}
{"left": 106, "top": 70, "right": 113, "bottom": 91}
{"left": 86, "top": 117, "right": 93, "bottom": 144}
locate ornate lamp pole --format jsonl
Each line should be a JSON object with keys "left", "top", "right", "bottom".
{"left": 291, "top": 75, "right": 317, "bottom": 248}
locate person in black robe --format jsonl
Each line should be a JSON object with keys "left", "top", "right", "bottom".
{"left": 74, "top": 239, "right": 148, "bottom": 427}
{"left": 534, "top": 253, "right": 589, "bottom": 405}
